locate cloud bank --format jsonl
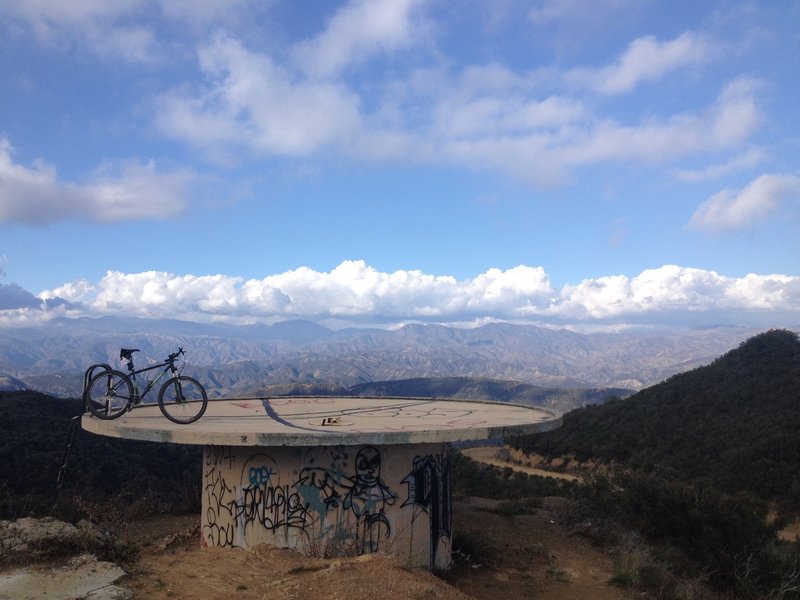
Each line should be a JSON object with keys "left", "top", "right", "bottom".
{"left": 0, "top": 261, "right": 789, "bottom": 330}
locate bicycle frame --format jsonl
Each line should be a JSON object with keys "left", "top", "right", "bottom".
{"left": 122, "top": 352, "right": 182, "bottom": 403}
{"left": 126, "top": 360, "right": 177, "bottom": 401}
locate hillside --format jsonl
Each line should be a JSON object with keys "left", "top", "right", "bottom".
{"left": 516, "top": 329, "right": 800, "bottom": 502}
{"left": 0, "top": 390, "right": 202, "bottom": 519}
{"left": 509, "top": 330, "right": 800, "bottom": 596}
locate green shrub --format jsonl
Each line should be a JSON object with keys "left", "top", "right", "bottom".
{"left": 579, "top": 470, "right": 799, "bottom": 598}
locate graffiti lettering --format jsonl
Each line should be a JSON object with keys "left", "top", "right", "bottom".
{"left": 235, "top": 483, "right": 310, "bottom": 533}
{"left": 248, "top": 465, "right": 274, "bottom": 486}
{"left": 203, "top": 448, "right": 236, "bottom": 547}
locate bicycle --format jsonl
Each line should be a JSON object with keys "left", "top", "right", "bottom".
{"left": 85, "top": 347, "right": 207, "bottom": 424}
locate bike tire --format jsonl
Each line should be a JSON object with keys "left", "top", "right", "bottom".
{"left": 82, "top": 363, "right": 112, "bottom": 412}
{"left": 158, "top": 375, "right": 208, "bottom": 424}
{"left": 86, "top": 369, "right": 133, "bottom": 420}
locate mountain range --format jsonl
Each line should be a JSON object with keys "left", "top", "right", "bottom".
{"left": 1, "top": 316, "right": 786, "bottom": 407}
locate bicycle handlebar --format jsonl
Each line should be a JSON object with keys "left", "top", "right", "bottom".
{"left": 167, "top": 347, "right": 185, "bottom": 363}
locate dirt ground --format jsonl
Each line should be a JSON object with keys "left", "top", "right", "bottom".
{"left": 117, "top": 494, "right": 626, "bottom": 600}
{"left": 116, "top": 443, "right": 626, "bottom": 600}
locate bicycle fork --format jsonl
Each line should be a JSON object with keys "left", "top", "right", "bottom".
{"left": 171, "top": 379, "right": 186, "bottom": 403}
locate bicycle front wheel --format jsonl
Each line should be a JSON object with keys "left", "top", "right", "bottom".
{"left": 158, "top": 376, "right": 208, "bottom": 424}
{"left": 87, "top": 369, "right": 133, "bottom": 419}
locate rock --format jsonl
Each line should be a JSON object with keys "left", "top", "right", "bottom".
{"left": 0, "top": 518, "right": 133, "bottom": 599}
{"left": 0, "top": 517, "right": 84, "bottom": 562}
{"left": 0, "top": 553, "right": 128, "bottom": 600}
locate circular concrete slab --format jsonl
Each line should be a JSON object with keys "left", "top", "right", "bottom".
{"left": 81, "top": 397, "right": 561, "bottom": 446}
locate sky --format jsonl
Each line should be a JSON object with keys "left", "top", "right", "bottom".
{"left": 0, "top": 0, "right": 799, "bottom": 331}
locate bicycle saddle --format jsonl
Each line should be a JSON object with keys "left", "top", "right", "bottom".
{"left": 119, "top": 348, "right": 140, "bottom": 361}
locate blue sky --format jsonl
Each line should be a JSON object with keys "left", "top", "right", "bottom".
{"left": 0, "top": 0, "right": 798, "bottom": 330}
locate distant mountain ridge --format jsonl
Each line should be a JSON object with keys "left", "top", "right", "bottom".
{"left": 0, "top": 316, "right": 789, "bottom": 401}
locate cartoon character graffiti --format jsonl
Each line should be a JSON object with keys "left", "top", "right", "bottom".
{"left": 298, "top": 445, "right": 396, "bottom": 554}
{"left": 345, "top": 446, "right": 397, "bottom": 553}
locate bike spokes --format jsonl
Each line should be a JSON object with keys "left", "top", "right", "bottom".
{"left": 86, "top": 370, "right": 133, "bottom": 420}
{"left": 158, "top": 375, "right": 208, "bottom": 424}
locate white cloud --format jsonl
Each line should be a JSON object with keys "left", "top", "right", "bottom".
{"left": 557, "top": 265, "right": 800, "bottom": 321}
{"left": 40, "top": 279, "right": 95, "bottom": 302}
{"left": 688, "top": 173, "right": 800, "bottom": 233}
{"left": 1, "top": 0, "right": 142, "bottom": 33}
{"left": 672, "top": 148, "right": 766, "bottom": 182}
{"left": 0, "top": 0, "right": 160, "bottom": 62}
{"left": 710, "top": 76, "right": 764, "bottom": 146}
{"left": 159, "top": 0, "right": 265, "bottom": 27}
{"left": 559, "top": 78, "right": 762, "bottom": 167}
{"left": 0, "top": 0, "right": 260, "bottom": 62}
{"left": 152, "top": 23, "right": 760, "bottom": 185}
{"left": 529, "top": 0, "right": 635, "bottom": 25}
{"left": 433, "top": 90, "right": 586, "bottom": 138}
{"left": 25, "top": 261, "right": 800, "bottom": 328}
{"left": 90, "top": 271, "right": 246, "bottom": 316}
{"left": 0, "top": 138, "right": 197, "bottom": 224}
{"left": 292, "top": 0, "right": 427, "bottom": 79}
{"left": 155, "top": 35, "right": 362, "bottom": 156}
{"left": 568, "top": 32, "right": 715, "bottom": 95}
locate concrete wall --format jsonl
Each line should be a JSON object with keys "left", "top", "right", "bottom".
{"left": 202, "top": 442, "right": 452, "bottom": 569}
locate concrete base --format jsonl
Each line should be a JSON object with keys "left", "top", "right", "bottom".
{"left": 202, "top": 442, "right": 453, "bottom": 569}
{"left": 83, "top": 397, "right": 561, "bottom": 570}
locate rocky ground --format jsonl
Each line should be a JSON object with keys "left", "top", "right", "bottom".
{"left": 0, "top": 450, "right": 629, "bottom": 600}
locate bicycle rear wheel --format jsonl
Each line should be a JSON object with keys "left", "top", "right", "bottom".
{"left": 158, "top": 376, "right": 208, "bottom": 424}
{"left": 86, "top": 369, "right": 133, "bottom": 419}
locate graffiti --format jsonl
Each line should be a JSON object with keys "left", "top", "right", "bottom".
{"left": 269, "top": 397, "right": 337, "bottom": 406}
{"left": 203, "top": 447, "right": 236, "bottom": 547}
{"left": 341, "top": 402, "right": 474, "bottom": 421}
{"left": 206, "top": 445, "right": 235, "bottom": 470}
{"left": 402, "top": 448, "right": 452, "bottom": 569}
{"left": 202, "top": 444, "right": 457, "bottom": 563}
{"left": 235, "top": 483, "right": 310, "bottom": 532}
{"left": 296, "top": 445, "right": 397, "bottom": 554}
{"left": 346, "top": 446, "right": 397, "bottom": 554}
{"left": 248, "top": 464, "right": 274, "bottom": 486}
{"left": 234, "top": 454, "right": 310, "bottom": 538}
